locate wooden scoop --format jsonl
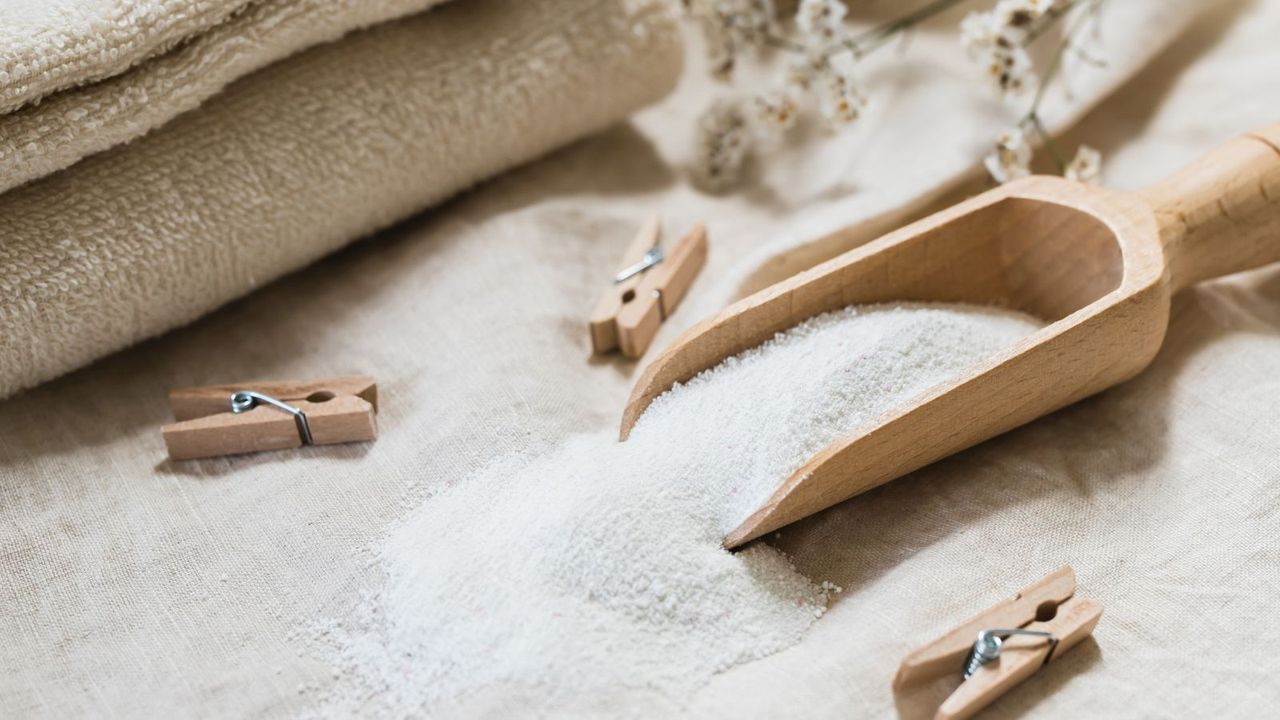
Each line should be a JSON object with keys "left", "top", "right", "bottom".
{"left": 620, "top": 123, "right": 1280, "bottom": 549}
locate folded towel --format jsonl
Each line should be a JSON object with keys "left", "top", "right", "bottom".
{"left": 1, "top": 0, "right": 257, "bottom": 114}
{"left": 0, "top": 0, "right": 681, "bottom": 398}
{"left": 0, "top": 0, "right": 451, "bottom": 192}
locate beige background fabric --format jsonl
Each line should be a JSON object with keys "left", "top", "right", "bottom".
{"left": 0, "top": 0, "right": 453, "bottom": 192}
{"left": 4, "top": 0, "right": 1280, "bottom": 717}
{"left": 0, "top": 0, "right": 681, "bottom": 399}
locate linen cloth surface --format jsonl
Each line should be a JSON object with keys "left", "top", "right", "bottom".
{"left": 3, "top": 0, "right": 1280, "bottom": 717}
{"left": 0, "top": 0, "right": 681, "bottom": 399}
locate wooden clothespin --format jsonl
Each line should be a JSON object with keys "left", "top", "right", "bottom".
{"left": 162, "top": 376, "right": 378, "bottom": 460}
{"left": 588, "top": 216, "right": 708, "bottom": 359}
{"left": 894, "top": 566, "right": 1103, "bottom": 720}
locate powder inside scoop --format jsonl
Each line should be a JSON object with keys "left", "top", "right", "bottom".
{"left": 316, "top": 302, "right": 1042, "bottom": 715}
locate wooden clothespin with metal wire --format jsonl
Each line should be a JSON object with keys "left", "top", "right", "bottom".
{"left": 162, "top": 376, "right": 377, "bottom": 460}
{"left": 894, "top": 566, "right": 1103, "bottom": 720}
{"left": 589, "top": 216, "right": 708, "bottom": 359}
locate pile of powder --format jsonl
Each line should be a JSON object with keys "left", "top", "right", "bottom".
{"left": 315, "top": 302, "right": 1042, "bottom": 716}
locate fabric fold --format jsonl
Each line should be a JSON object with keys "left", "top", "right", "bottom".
{"left": 0, "top": 0, "right": 253, "bottom": 114}
{"left": 0, "top": 0, "right": 453, "bottom": 192}
{"left": 0, "top": 0, "right": 682, "bottom": 398}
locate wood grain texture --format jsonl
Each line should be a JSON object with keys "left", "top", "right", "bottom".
{"left": 163, "top": 376, "right": 377, "bottom": 460}
{"left": 617, "top": 123, "right": 1280, "bottom": 548}
{"left": 616, "top": 224, "right": 708, "bottom": 358}
{"left": 168, "top": 375, "right": 377, "bottom": 420}
{"left": 894, "top": 566, "right": 1077, "bottom": 689}
{"left": 895, "top": 565, "right": 1102, "bottom": 720}
{"left": 590, "top": 220, "right": 709, "bottom": 360}
{"left": 589, "top": 216, "right": 661, "bottom": 355}
{"left": 935, "top": 598, "right": 1103, "bottom": 720}
{"left": 1143, "top": 126, "right": 1280, "bottom": 290}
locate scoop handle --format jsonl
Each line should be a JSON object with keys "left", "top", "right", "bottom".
{"left": 1141, "top": 123, "right": 1280, "bottom": 291}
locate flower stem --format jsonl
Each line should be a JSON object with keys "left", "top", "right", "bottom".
{"left": 842, "top": 0, "right": 972, "bottom": 58}
{"left": 1023, "top": 0, "right": 1078, "bottom": 44}
{"left": 763, "top": 0, "right": 973, "bottom": 61}
{"left": 763, "top": 33, "right": 807, "bottom": 53}
{"left": 1026, "top": 112, "right": 1066, "bottom": 170}
{"left": 1020, "top": 0, "right": 1106, "bottom": 171}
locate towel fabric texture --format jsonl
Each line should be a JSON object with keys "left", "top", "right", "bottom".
{"left": 0, "top": 0, "right": 681, "bottom": 398}
{"left": 0, "top": 0, "right": 255, "bottom": 113}
{"left": 0, "top": 0, "right": 452, "bottom": 192}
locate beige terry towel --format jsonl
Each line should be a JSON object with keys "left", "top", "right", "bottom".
{"left": 0, "top": 0, "right": 452, "bottom": 191}
{"left": 0, "top": 0, "right": 681, "bottom": 398}
{"left": 0, "top": 0, "right": 257, "bottom": 113}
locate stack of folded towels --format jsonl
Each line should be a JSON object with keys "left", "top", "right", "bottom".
{"left": 0, "top": 0, "right": 681, "bottom": 398}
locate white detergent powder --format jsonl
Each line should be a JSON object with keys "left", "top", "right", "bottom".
{"left": 316, "top": 303, "right": 1042, "bottom": 716}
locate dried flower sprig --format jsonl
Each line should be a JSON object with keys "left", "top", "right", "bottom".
{"left": 973, "top": 0, "right": 1108, "bottom": 184}
{"left": 688, "top": 0, "right": 1110, "bottom": 191}
{"left": 694, "top": 98, "right": 753, "bottom": 189}
{"left": 688, "top": 0, "right": 779, "bottom": 80}
{"left": 689, "top": 0, "right": 970, "bottom": 189}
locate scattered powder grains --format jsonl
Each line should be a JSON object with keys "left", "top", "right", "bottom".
{"left": 318, "top": 302, "right": 1042, "bottom": 715}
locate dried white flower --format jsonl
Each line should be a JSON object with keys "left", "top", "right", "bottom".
{"left": 694, "top": 99, "right": 753, "bottom": 189}
{"left": 796, "top": 0, "right": 848, "bottom": 47}
{"left": 960, "top": 0, "right": 1059, "bottom": 97}
{"left": 752, "top": 91, "right": 799, "bottom": 132}
{"left": 817, "top": 71, "right": 864, "bottom": 127}
{"left": 734, "top": 0, "right": 778, "bottom": 46}
{"left": 700, "top": 19, "right": 737, "bottom": 80}
{"left": 959, "top": 11, "right": 1002, "bottom": 56}
{"left": 994, "top": 0, "right": 1059, "bottom": 39}
{"left": 984, "top": 127, "right": 1033, "bottom": 183}
{"left": 783, "top": 49, "right": 831, "bottom": 93}
{"left": 983, "top": 43, "right": 1035, "bottom": 96}
{"left": 690, "top": 0, "right": 777, "bottom": 80}
{"left": 1064, "top": 144, "right": 1102, "bottom": 184}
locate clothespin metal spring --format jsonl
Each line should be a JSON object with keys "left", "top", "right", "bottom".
{"left": 614, "top": 247, "right": 664, "bottom": 284}
{"left": 962, "top": 628, "right": 1058, "bottom": 679}
{"left": 230, "top": 390, "right": 314, "bottom": 446}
